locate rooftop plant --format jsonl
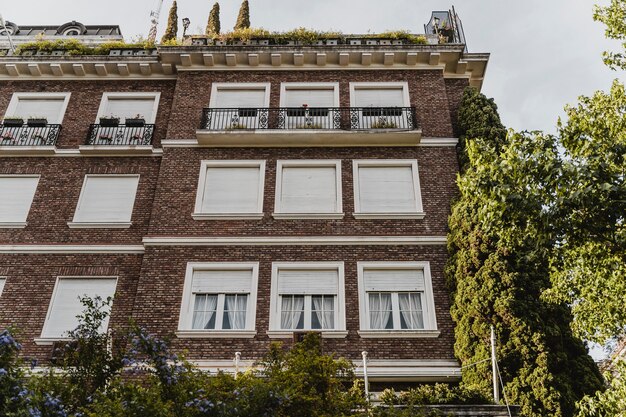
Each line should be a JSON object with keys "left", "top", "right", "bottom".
{"left": 14, "top": 37, "right": 158, "bottom": 56}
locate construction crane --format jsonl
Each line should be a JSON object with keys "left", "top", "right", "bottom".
{"left": 147, "top": 0, "right": 165, "bottom": 43}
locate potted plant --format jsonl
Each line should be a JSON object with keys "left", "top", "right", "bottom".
{"left": 99, "top": 115, "right": 120, "bottom": 127}
{"left": 2, "top": 117, "right": 24, "bottom": 127}
{"left": 27, "top": 116, "right": 48, "bottom": 127}
{"left": 125, "top": 114, "right": 145, "bottom": 127}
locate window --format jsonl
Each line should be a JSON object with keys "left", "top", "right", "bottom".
{"left": 357, "top": 262, "right": 438, "bottom": 337}
{"left": 0, "top": 175, "right": 39, "bottom": 227}
{"left": 352, "top": 160, "right": 424, "bottom": 219}
{"left": 193, "top": 160, "right": 265, "bottom": 220}
{"left": 209, "top": 83, "right": 270, "bottom": 129}
{"left": 0, "top": 278, "right": 5, "bottom": 297}
{"left": 178, "top": 263, "right": 259, "bottom": 337}
{"left": 274, "top": 160, "right": 343, "bottom": 219}
{"left": 3, "top": 92, "right": 71, "bottom": 124}
{"left": 40, "top": 277, "right": 117, "bottom": 340}
{"left": 349, "top": 82, "right": 410, "bottom": 129}
{"left": 96, "top": 92, "right": 160, "bottom": 124}
{"left": 280, "top": 83, "right": 339, "bottom": 128}
{"left": 69, "top": 175, "right": 140, "bottom": 228}
{"left": 269, "top": 262, "right": 346, "bottom": 336}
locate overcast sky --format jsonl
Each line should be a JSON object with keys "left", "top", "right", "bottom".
{"left": 2, "top": 0, "right": 625, "bottom": 133}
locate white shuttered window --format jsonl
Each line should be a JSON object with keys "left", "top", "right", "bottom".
{"left": 103, "top": 99, "right": 157, "bottom": 121}
{"left": 4, "top": 93, "right": 70, "bottom": 124}
{"left": 72, "top": 175, "right": 140, "bottom": 223}
{"left": 212, "top": 89, "right": 267, "bottom": 108}
{"left": 0, "top": 176, "right": 39, "bottom": 223}
{"left": 41, "top": 278, "right": 117, "bottom": 338}
{"left": 0, "top": 278, "right": 5, "bottom": 297}
{"left": 353, "top": 88, "right": 405, "bottom": 108}
{"left": 283, "top": 88, "right": 335, "bottom": 108}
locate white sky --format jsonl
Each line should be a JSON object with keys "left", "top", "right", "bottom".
{"left": 2, "top": 0, "right": 625, "bottom": 133}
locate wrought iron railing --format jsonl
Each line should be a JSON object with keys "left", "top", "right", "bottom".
{"left": 0, "top": 124, "right": 62, "bottom": 146}
{"left": 200, "top": 107, "right": 417, "bottom": 131}
{"left": 86, "top": 124, "right": 156, "bottom": 146}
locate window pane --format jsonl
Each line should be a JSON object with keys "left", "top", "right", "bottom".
{"left": 223, "top": 294, "right": 248, "bottom": 330}
{"left": 399, "top": 292, "right": 424, "bottom": 329}
{"left": 280, "top": 295, "right": 305, "bottom": 329}
{"left": 311, "top": 295, "right": 335, "bottom": 329}
{"left": 192, "top": 294, "right": 218, "bottom": 329}
{"left": 368, "top": 292, "right": 393, "bottom": 329}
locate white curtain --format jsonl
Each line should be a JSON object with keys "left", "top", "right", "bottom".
{"left": 225, "top": 294, "right": 247, "bottom": 330}
{"left": 312, "top": 296, "right": 335, "bottom": 329}
{"left": 192, "top": 294, "right": 218, "bottom": 329}
{"left": 399, "top": 293, "right": 424, "bottom": 329}
{"left": 369, "top": 293, "right": 392, "bottom": 329}
{"left": 280, "top": 295, "right": 304, "bottom": 329}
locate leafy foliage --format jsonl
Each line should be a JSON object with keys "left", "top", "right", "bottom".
{"left": 379, "top": 384, "right": 490, "bottom": 406}
{"left": 577, "top": 360, "right": 626, "bottom": 417}
{"left": 15, "top": 39, "right": 156, "bottom": 56}
{"left": 593, "top": 0, "right": 626, "bottom": 70}
{"left": 234, "top": 0, "right": 250, "bottom": 31}
{"left": 206, "top": 2, "right": 221, "bottom": 36}
{"left": 161, "top": 1, "right": 178, "bottom": 44}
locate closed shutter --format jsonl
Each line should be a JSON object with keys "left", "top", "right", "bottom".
{"left": 191, "top": 269, "right": 252, "bottom": 293}
{"left": 278, "top": 269, "right": 338, "bottom": 294}
{"left": 358, "top": 166, "right": 416, "bottom": 212}
{"left": 14, "top": 98, "right": 65, "bottom": 123}
{"left": 42, "top": 278, "right": 117, "bottom": 338}
{"left": 284, "top": 89, "right": 335, "bottom": 107}
{"left": 73, "top": 176, "right": 140, "bottom": 223}
{"left": 353, "top": 88, "right": 404, "bottom": 107}
{"left": 0, "top": 176, "right": 39, "bottom": 222}
{"left": 363, "top": 269, "right": 424, "bottom": 291}
{"left": 280, "top": 166, "right": 337, "bottom": 213}
{"left": 201, "top": 167, "right": 261, "bottom": 213}
{"left": 212, "top": 89, "right": 266, "bottom": 108}
{"left": 103, "top": 98, "right": 156, "bottom": 121}
{"left": 0, "top": 278, "right": 5, "bottom": 297}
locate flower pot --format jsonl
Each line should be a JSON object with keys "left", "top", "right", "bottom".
{"left": 27, "top": 118, "right": 47, "bottom": 127}
{"left": 99, "top": 117, "right": 120, "bottom": 127}
{"left": 3, "top": 118, "right": 24, "bottom": 127}
{"left": 125, "top": 118, "right": 145, "bottom": 127}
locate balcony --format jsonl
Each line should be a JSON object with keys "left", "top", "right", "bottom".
{"left": 80, "top": 124, "right": 156, "bottom": 155}
{"left": 196, "top": 107, "right": 421, "bottom": 147}
{"left": 0, "top": 123, "right": 61, "bottom": 155}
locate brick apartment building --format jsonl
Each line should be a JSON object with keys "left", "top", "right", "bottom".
{"left": 0, "top": 13, "right": 489, "bottom": 385}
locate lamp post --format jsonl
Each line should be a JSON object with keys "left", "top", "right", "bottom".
{"left": 182, "top": 17, "right": 190, "bottom": 37}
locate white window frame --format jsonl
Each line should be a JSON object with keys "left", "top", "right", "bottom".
{"left": 209, "top": 83, "right": 271, "bottom": 108}
{"left": 279, "top": 82, "right": 340, "bottom": 129}
{"left": 68, "top": 174, "right": 140, "bottom": 229}
{"left": 352, "top": 159, "right": 425, "bottom": 219}
{"left": 36, "top": 276, "right": 118, "bottom": 345}
{"left": 95, "top": 92, "right": 161, "bottom": 124}
{"left": 357, "top": 262, "right": 439, "bottom": 338}
{"left": 3, "top": 92, "right": 71, "bottom": 124}
{"left": 193, "top": 160, "right": 266, "bottom": 220}
{"left": 0, "top": 174, "right": 40, "bottom": 229}
{"left": 268, "top": 262, "right": 347, "bottom": 338}
{"left": 349, "top": 82, "right": 410, "bottom": 107}
{"left": 0, "top": 277, "right": 6, "bottom": 297}
{"left": 177, "top": 262, "right": 259, "bottom": 338}
{"left": 273, "top": 160, "right": 343, "bottom": 219}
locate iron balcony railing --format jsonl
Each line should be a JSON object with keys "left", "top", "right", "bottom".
{"left": 200, "top": 107, "right": 418, "bottom": 131}
{"left": 0, "top": 124, "right": 62, "bottom": 146}
{"left": 86, "top": 124, "right": 156, "bottom": 146}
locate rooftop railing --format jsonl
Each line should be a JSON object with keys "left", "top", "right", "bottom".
{"left": 200, "top": 107, "right": 418, "bottom": 132}
{"left": 0, "top": 123, "right": 62, "bottom": 146}
{"left": 86, "top": 124, "right": 156, "bottom": 146}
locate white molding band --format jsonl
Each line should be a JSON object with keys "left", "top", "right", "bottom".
{"left": 0, "top": 245, "right": 145, "bottom": 254}
{"left": 142, "top": 236, "right": 447, "bottom": 246}
{"left": 419, "top": 137, "right": 459, "bottom": 147}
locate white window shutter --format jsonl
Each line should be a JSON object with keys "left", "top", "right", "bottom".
{"left": 212, "top": 89, "right": 266, "bottom": 108}
{"left": 358, "top": 166, "right": 416, "bottom": 212}
{"left": 0, "top": 177, "right": 39, "bottom": 222}
{"left": 0, "top": 278, "right": 5, "bottom": 297}
{"left": 278, "top": 269, "right": 338, "bottom": 294}
{"left": 42, "top": 278, "right": 117, "bottom": 338}
{"left": 280, "top": 166, "right": 337, "bottom": 213}
{"left": 191, "top": 269, "right": 253, "bottom": 293}
{"left": 13, "top": 98, "right": 65, "bottom": 123}
{"left": 363, "top": 269, "right": 424, "bottom": 291}
{"left": 201, "top": 167, "right": 261, "bottom": 213}
{"left": 104, "top": 98, "right": 156, "bottom": 121}
{"left": 353, "top": 88, "right": 404, "bottom": 107}
{"left": 73, "top": 176, "right": 140, "bottom": 223}
{"left": 284, "top": 89, "right": 335, "bottom": 107}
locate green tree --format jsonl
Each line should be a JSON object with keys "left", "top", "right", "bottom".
{"left": 234, "top": 0, "right": 250, "bottom": 31}
{"left": 161, "top": 1, "right": 178, "bottom": 44}
{"left": 206, "top": 2, "right": 221, "bottom": 36}
{"left": 447, "top": 88, "right": 603, "bottom": 417}
{"left": 577, "top": 360, "right": 626, "bottom": 417}
{"left": 593, "top": 0, "right": 626, "bottom": 70}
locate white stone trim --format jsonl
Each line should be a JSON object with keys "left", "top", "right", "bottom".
{"left": 0, "top": 245, "right": 145, "bottom": 254}
{"left": 266, "top": 330, "right": 349, "bottom": 339}
{"left": 357, "top": 330, "right": 440, "bottom": 338}
{"left": 67, "top": 222, "right": 132, "bottom": 229}
{"left": 419, "top": 137, "right": 459, "bottom": 147}
{"left": 95, "top": 92, "right": 161, "bottom": 123}
{"left": 142, "top": 236, "right": 447, "bottom": 246}
{"left": 176, "top": 330, "right": 257, "bottom": 339}
{"left": 0, "top": 222, "right": 28, "bottom": 228}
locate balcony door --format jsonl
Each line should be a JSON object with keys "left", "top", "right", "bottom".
{"left": 282, "top": 87, "right": 336, "bottom": 129}
{"left": 351, "top": 84, "right": 409, "bottom": 129}
{"left": 210, "top": 86, "right": 268, "bottom": 129}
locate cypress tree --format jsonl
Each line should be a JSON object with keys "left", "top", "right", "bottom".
{"left": 447, "top": 87, "right": 603, "bottom": 417}
{"left": 234, "top": 0, "right": 250, "bottom": 31}
{"left": 161, "top": 1, "right": 178, "bottom": 44}
{"left": 206, "top": 2, "right": 221, "bottom": 36}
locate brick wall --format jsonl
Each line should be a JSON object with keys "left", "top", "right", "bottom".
{"left": 444, "top": 78, "right": 470, "bottom": 137}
